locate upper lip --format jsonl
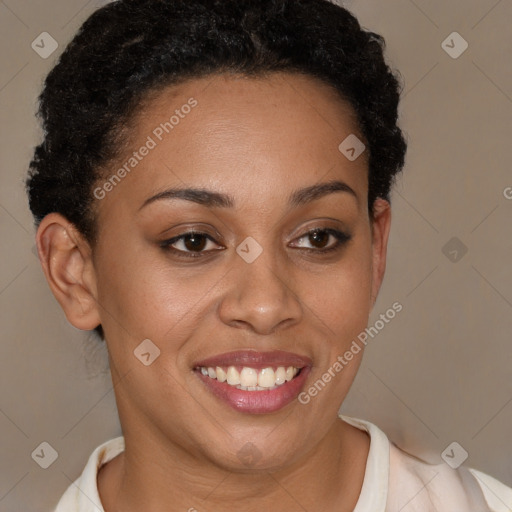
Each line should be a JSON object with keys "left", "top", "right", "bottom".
{"left": 193, "top": 350, "right": 312, "bottom": 369}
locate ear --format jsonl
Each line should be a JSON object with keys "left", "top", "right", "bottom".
{"left": 369, "top": 198, "right": 392, "bottom": 307}
{"left": 35, "top": 213, "right": 101, "bottom": 331}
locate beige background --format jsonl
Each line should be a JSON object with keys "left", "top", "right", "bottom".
{"left": 0, "top": 0, "right": 511, "bottom": 510}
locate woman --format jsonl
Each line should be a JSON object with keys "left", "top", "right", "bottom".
{"left": 26, "top": 0, "right": 512, "bottom": 510}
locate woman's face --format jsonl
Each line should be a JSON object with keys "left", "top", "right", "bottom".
{"left": 71, "top": 72, "right": 390, "bottom": 470}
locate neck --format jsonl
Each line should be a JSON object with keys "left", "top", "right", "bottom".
{"left": 97, "top": 416, "right": 369, "bottom": 512}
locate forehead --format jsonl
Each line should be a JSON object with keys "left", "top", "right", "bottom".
{"left": 95, "top": 71, "right": 368, "bottom": 220}
{"left": 135, "top": 71, "right": 364, "bottom": 155}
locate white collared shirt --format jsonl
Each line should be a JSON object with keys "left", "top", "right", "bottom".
{"left": 54, "top": 414, "right": 512, "bottom": 511}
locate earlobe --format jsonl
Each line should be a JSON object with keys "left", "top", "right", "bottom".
{"left": 35, "top": 213, "right": 101, "bottom": 331}
{"left": 369, "top": 198, "right": 392, "bottom": 307}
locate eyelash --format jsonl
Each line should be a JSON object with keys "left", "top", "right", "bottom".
{"left": 160, "top": 228, "right": 352, "bottom": 259}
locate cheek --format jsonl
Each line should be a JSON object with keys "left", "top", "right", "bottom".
{"left": 94, "top": 226, "right": 373, "bottom": 354}
{"left": 305, "top": 237, "right": 373, "bottom": 339}
{"left": 94, "top": 243, "right": 227, "bottom": 344}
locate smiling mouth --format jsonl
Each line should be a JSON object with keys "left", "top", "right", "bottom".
{"left": 195, "top": 365, "right": 302, "bottom": 391}
{"left": 191, "top": 349, "right": 312, "bottom": 413}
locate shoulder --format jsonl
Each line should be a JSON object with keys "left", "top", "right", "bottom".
{"left": 469, "top": 468, "right": 512, "bottom": 512}
{"left": 388, "top": 441, "right": 512, "bottom": 512}
{"left": 53, "top": 436, "right": 125, "bottom": 512}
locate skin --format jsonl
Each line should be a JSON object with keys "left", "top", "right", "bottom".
{"left": 36, "top": 71, "right": 391, "bottom": 512}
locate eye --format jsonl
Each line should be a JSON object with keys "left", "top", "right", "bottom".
{"left": 290, "top": 228, "right": 351, "bottom": 254}
{"left": 160, "top": 227, "right": 351, "bottom": 260}
{"left": 160, "top": 231, "right": 224, "bottom": 258}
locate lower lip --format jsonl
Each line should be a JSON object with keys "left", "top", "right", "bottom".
{"left": 195, "top": 367, "right": 311, "bottom": 414}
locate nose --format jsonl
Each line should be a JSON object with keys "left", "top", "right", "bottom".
{"left": 218, "top": 246, "right": 303, "bottom": 335}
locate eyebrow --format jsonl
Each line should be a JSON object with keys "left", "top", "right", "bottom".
{"left": 138, "top": 179, "right": 358, "bottom": 211}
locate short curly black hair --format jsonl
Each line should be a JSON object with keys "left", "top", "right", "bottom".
{"left": 26, "top": 0, "right": 407, "bottom": 341}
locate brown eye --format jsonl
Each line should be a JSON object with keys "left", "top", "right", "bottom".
{"left": 160, "top": 231, "right": 223, "bottom": 258}
{"left": 308, "top": 230, "right": 330, "bottom": 249}
{"left": 182, "top": 233, "right": 208, "bottom": 252}
{"left": 291, "top": 228, "right": 351, "bottom": 253}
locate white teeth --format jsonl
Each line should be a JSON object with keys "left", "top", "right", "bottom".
{"left": 275, "top": 366, "right": 286, "bottom": 385}
{"left": 216, "top": 366, "right": 227, "bottom": 382}
{"left": 199, "top": 365, "right": 301, "bottom": 390}
{"left": 240, "top": 367, "right": 258, "bottom": 387}
{"left": 226, "top": 366, "right": 240, "bottom": 385}
{"left": 258, "top": 367, "right": 275, "bottom": 388}
{"left": 286, "top": 366, "right": 295, "bottom": 381}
